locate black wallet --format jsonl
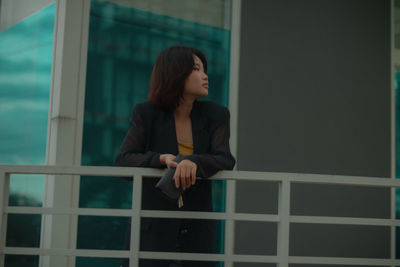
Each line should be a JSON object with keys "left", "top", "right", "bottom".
{"left": 155, "top": 154, "right": 184, "bottom": 202}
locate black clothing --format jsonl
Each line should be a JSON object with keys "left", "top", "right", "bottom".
{"left": 115, "top": 100, "right": 235, "bottom": 267}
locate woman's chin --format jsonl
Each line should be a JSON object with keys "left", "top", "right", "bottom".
{"left": 194, "top": 91, "right": 208, "bottom": 99}
{"left": 186, "top": 90, "right": 208, "bottom": 100}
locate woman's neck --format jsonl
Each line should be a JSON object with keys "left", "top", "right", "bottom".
{"left": 174, "top": 99, "right": 194, "bottom": 119}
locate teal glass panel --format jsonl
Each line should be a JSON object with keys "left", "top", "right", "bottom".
{"left": 81, "top": 0, "right": 230, "bottom": 205}
{"left": 0, "top": 4, "right": 55, "bottom": 267}
{"left": 8, "top": 174, "right": 44, "bottom": 207}
{"left": 0, "top": 3, "right": 55, "bottom": 207}
{"left": 0, "top": 11, "right": 55, "bottom": 259}
{"left": 81, "top": 0, "right": 231, "bottom": 168}
{"left": 79, "top": 0, "right": 231, "bottom": 259}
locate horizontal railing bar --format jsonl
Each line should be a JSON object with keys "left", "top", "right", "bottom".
{"left": 141, "top": 210, "right": 280, "bottom": 222}
{"left": 4, "top": 247, "right": 274, "bottom": 262}
{"left": 139, "top": 252, "right": 279, "bottom": 263}
{"left": 290, "top": 215, "right": 400, "bottom": 226}
{"left": 6, "top": 207, "right": 133, "bottom": 217}
{"left": 5, "top": 247, "right": 398, "bottom": 265}
{"left": 7, "top": 207, "right": 400, "bottom": 226}
{"left": 139, "top": 251, "right": 226, "bottom": 261}
{"left": 288, "top": 174, "right": 397, "bottom": 188}
{"left": 4, "top": 247, "right": 130, "bottom": 258}
{"left": 230, "top": 254, "right": 278, "bottom": 263}
{"left": 289, "top": 256, "right": 400, "bottom": 266}
{"left": 141, "top": 210, "right": 226, "bottom": 220}
{"left": 0, "top": 165, "right": 398, "bottom": 188}
{"left": 5, "top": 207, "right": 279, "bottom": 222}
{"left": 229, "top": 213, "right": 280, "bottom": 222}
{"left": 0, "top": 165, "right": 163, "bottom": 177}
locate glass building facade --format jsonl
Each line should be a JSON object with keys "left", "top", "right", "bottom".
{"left": 0, "top": 3, "right": 55, "bottom": 267}
{"left": 79, "top": 1, "right": 231, "bottom": 265}
{"left": 1, "top": 0, "right": 232, "bottom": 266}
{"left": 1, "top": 0, "right": 393, "bottom": 266}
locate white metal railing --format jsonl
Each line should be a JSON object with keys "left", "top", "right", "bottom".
{"left": 0, "top": 165, "right": 400, "bottom": 267}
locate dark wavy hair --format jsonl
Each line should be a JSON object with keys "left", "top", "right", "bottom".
{"left": 148, "top": 46, "right": 208, "bottom": 111}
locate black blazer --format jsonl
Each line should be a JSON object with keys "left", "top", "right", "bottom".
{"left": 115, "top": 100, "right": 235, "bottom": 209}
{"left": 115, "top": 100, "right": 235, "bottom": 175}
{"left": 115, "top": 100, "right": 235, "bottom": 254}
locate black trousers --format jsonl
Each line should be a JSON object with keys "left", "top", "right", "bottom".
{"left": 120, "top": 218, "right": 218, "bottom": 267}
{"left": 121, "top": 179, "right": 218, "bottom": 267}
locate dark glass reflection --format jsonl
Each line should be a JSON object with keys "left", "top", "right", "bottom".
{"left": 77, "top": 216, "right": 131, "bottom": 250}
{"left": 6, "top": 214, "right": 41, "bottom": 247}
{"left": 0, "top": 3, "right": 55, "bottom": 205}
{"left": 76, "top": 257, "right": 123, "bottom": 267}
{"left": 79, "top": 0, "right": 231, "bottom": 260}
{"left": 5, "top": 255, "right": 39, "bottom": 267}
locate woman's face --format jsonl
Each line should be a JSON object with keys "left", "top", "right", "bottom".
{"left": 183, "top": 55, "right": 208, "bottom": 99}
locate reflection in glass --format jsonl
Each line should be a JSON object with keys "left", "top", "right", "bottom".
{"left": 77, "top": 216, "right": 131, "bottom": 250}
{"left": 5, "top": 255, "right": 39, "bottom": 267}
{"left": 6, "top": 214, "right": 42, "bottom": 247}
{"left": 0, "top": 3, "right": 55, "bottom": 206}
{"left": 81, "top": 0, "right": 231, "bottom": 168}
{"left": 79, "top": 0, "right": 231, "bottom": 261}
{"left": 0, "top": 3, "right": 55, "bottom": 267}
{"left": 76, "top": 257, "right": 123, "bottom": 267}
{"left": 8, "top": 174, "right": 44, "bottom": 207}
{"left": 79, "top": 176, "right": 132, "bottom": 209}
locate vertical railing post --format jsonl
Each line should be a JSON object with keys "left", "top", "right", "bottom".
{"left": 391, "top": 187, "right": 396, "bottom": 267}
{"left": 130, "top": 173, "right": 143, "bottom": 267}
{"left": 40, "top": 0, "right": 90, "bottom": 266}
{"left": 224, "top": 179, "right": 236, "bottom": 267}
{"left": 0, "top": 170, "right": 10, "bottom": 267}
{"left": 277, "top": 179, "right": 290, "bottom": 267}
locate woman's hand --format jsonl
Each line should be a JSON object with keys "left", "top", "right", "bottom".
{"left": 160, "top": 154, "right": 178, "bottom": 168}
{"left": 174, "top": 159, "right": 197, "bottom": 190}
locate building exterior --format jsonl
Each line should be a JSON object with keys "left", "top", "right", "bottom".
{"left": 0, "top": 0, "right": 395, "bottom": 267}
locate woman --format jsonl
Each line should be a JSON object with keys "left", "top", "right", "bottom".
{"left": 115, "top": 46, "right": 235, "bottom": 267}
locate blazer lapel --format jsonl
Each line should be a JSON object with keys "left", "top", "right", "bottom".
{"left": 190, "top": 102, "right": 208, "bottom": 154}
{"left": 162, "top": 109, "right": 179, "bottom": 155}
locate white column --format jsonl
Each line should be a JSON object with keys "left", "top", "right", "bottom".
{"left": 40, "top": 1, "right": 90, "bottom": 267}
{"left": 227, "top": 2, "right": 241, "bottom": 266}
{"left": 229, "top": 0, "right": 242, "bottom": 161}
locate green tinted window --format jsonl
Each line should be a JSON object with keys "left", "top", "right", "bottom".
{"left": 0, "top": 3, "right": 55, "bottom": 267}
{"left": 79, "top": 0, "right": 231, "bottom": 262}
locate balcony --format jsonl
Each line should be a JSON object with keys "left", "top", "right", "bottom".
{"left": 0, "top": 165, "right": 399, "bottom": 267}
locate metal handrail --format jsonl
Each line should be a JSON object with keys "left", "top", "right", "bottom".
{"left": 0, "top": 165, "right": 399, "bottom": 267}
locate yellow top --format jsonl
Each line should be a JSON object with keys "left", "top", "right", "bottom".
{"left": 178, "top": 141, "right": 194, "bottom": 156}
